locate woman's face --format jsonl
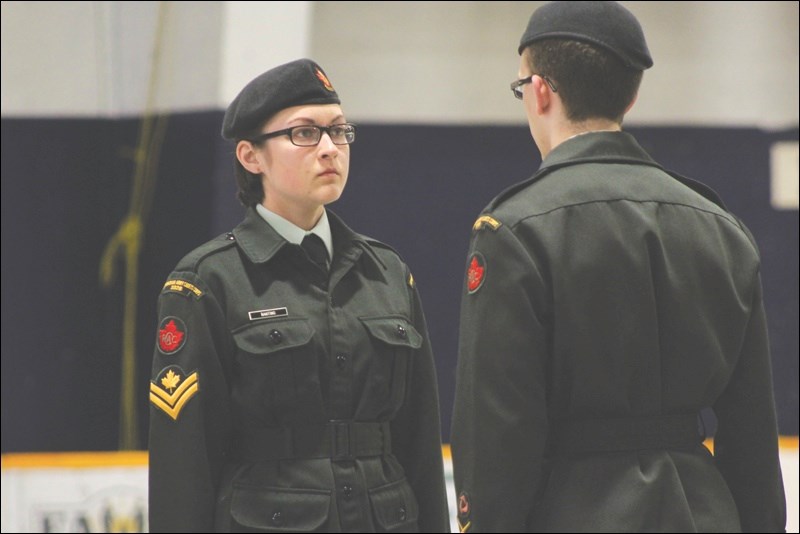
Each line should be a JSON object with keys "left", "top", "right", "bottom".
{"left": 248, "top": 103, "right": 350, "bottom": 224}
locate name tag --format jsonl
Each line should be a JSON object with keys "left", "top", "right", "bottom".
{"left": 248, "top": 307, "right": 289, "bottom": 321}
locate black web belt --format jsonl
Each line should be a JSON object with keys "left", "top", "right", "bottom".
{"left": 239, "top": 421, "right": 392, "bottom": 461}
{"left": 547, "top": 413, "right": 704, "bottom": 455}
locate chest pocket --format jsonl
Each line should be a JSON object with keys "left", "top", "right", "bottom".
{"left": 359, "top": 316, "right": 422, "bottom": 413}
{"left": 232, "top": 319, "right": 318, "bottom": 420}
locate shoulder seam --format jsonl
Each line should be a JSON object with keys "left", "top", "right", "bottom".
{"left": 509, "top": 198, "right": 741, "bottom": 232}
{"left": 178, "top": 237, "right": 238, "bottom": 272}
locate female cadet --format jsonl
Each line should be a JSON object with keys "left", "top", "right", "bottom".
{"left": 148, "top": 58, "right": 450, "bottom": 533}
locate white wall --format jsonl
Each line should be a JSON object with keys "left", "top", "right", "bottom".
{"left": 1, "top": 1, "right": 223, "bottom": 117}
{"left": 2, "top": 1, "right": 798, "bottom": 127}
{"left": 311, "top": 1, "right": 799, "bottom": 127}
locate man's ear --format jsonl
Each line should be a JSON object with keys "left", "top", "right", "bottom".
{"left": 624, "top": 91, "right": 638, "bottom": 114}
{"left": 532, "top": 74, "right": 552, "bottom": 116}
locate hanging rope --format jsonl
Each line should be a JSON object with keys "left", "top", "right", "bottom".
{"left": 99, "top": 1, "right": 170, "bottom": 450}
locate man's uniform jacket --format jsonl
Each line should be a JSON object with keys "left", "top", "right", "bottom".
{"left": 451, "top": 131, "right": 786, "bottom": 532}
{"left": 148, "top": 209, "right": 449, "bottom": 532}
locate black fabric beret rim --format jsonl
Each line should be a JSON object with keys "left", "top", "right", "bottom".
{"left": 517, "top": 31, "right": 653, "bottom": 70}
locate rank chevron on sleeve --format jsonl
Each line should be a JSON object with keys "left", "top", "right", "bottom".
{"left": 149, "top": 366, "right": 199, "bottom": 421}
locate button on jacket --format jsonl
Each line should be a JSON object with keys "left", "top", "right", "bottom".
{"left": 149, "top": 208, "right": 449, "bottom": 532}
{"left": 451, "top": 131, "right": 786, "bottom": 532}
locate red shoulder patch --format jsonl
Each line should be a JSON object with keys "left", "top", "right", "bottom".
{"left": 158, "top": 316, "right": 187, "bottom": 355}
{"left": 466, "top": 253, "right": 486, "bottom": 294}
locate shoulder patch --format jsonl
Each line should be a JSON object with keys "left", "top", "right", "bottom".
{"left": 408, "top": 272, "right": 415, "bottom": 288}
{"left": 457, "top": 491, "right": 472, "bottom": 532}
{"left": 472, "top": 215, "right": 502, "bottom": 232}
{"left": 162, "top": 278, "right": 204, "bottom": 299}
{"left": 466, "top": 252, "right": 487, "bottom": 294}
{"left": 157, "top": 316, "right": 187, "bottom": 355}
{"left": 150, "top": 365, "right": 198, "bottom": 421}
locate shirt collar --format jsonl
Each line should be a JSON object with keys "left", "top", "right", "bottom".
{"left": 256, "top": 204, "right": 333, "bottom": 259}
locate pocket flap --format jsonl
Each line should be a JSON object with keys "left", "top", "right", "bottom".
{"left": 233, "top": 318, "right": 314, "bottom": 355}
{"left": 360, "top": 316, "right": 422, "bottom": 349}
{"left": 368, "top": 478, "right": 419, "bottom": 530}
{"left": 230, "top": 485, "right": 331, "bottom": 532}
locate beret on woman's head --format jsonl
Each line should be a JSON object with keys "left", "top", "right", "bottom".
{"left": 221, "top": 58, "right": 340, "bottom": 140}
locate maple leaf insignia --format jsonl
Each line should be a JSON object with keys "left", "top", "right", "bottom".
{"left": 467, "top": 255, "right": 485, "bottom": 293}
{"left": 161, "top": 369, "right": 181, "bottom": 392}
{"left": 158, "top": 318, "right": 186, "bottom": 354}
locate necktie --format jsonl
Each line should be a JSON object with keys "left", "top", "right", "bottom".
{"left": 301, "top": 233, "right": 329, "bottom": 272}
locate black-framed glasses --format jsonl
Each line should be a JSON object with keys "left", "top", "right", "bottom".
{"left": 510, "top": 74, "right": 558, "bottom": 99}
{"left": 249, "top": 123, "right": 356, "bottom": 147}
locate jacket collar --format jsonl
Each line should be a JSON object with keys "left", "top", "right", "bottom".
{"left": 487, "top": 131, "right": 726, "bottom": 212}
{"left": 233, "top": 207, "right": 385, "bottom": 269}
{"left": 541, "top": 130, "right": 658, "bottom": 170}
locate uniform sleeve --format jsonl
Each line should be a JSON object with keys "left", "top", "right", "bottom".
{"left": 713, "top": 273, "right": 786, "bottom": 533}
{"left": 389, "top": 269, "right": 451, "bottom": 533}
{"left": 148, "top": 272, "right": 233, "bottom": 532}
{"left": 451, "top": 222, "right": 550, "bottom": 532}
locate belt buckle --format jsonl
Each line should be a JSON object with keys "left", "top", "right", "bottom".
{"left": 330, "top": 420, "right": 353, "bottom": 460}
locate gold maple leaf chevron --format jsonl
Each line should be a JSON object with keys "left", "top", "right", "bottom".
{"left": 150, "top": 371, "right": 198, "bottom": 420}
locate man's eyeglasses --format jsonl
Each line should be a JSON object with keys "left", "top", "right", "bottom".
{"left": 510, "top": 74, "right": 558, "bottom": 99}
{"left": 249, "top": 123, "right": 357, "bottom": 147}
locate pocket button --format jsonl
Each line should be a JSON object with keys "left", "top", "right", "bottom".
{"left": 269, "top": 329, "right": 283, "bottom": 345}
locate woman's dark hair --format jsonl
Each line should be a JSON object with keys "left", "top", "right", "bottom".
{"left": 233, "top": 127, "right": 267, "bottom": 207}
{"left": 234, "top": 157, "right": 265, "bottom": 207}
{"left": 525, "top": 39, "right": 643, "bottom": 123}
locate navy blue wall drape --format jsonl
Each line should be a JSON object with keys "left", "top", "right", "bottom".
{"left": 2, "top": 115, "right": 796, "bottom": 451}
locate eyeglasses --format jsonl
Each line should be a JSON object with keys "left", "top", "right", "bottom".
{"left": 249, "top": 123, "right": 356, "bottom": 147}
{"left": 510, "top": 74, "right": 558, "bottom": 99}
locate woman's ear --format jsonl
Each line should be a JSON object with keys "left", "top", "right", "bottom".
{"left": 236, "top": 140, "right": 262, "bottom": 174}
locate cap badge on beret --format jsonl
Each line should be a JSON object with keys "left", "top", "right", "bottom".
{"left": 315, "top": 68, "right": 335, "bottom": 92}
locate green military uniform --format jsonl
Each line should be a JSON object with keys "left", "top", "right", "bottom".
{"left": 451, "top": 131, "right": 786, "bottom": 532}
{"left": 149, "top": 208, "right": 449, "bottom": 532}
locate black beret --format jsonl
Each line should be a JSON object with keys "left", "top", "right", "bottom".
{"left": 518, "top": 1, "right": 653, "bottom": 70}
{"left": 221, "top": 58, "right": 340, "bottom": 140}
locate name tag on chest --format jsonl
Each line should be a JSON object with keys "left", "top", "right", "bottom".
{"left": 248, "top": 307, "right": 289, "bottom": 321}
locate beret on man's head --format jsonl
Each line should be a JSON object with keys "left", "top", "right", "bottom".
{"left": 221, "top": 58, "right": 340, "bottom": 140}
{"left": 518, "top": 1, "right": 653, "bottom": 70}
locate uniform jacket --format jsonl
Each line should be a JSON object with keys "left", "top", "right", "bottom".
{"left": 451, "top": 131, "right": 786, "bottom": 532}
{"left": 149, "top": 208, "right": 449, "bottom": 533}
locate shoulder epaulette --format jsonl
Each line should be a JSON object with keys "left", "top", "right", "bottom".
{"left": 363, "top": 237, "right": 401, "bottom": 258}
{"left": 174, "top": 232, "right": 238, "bottom": 272}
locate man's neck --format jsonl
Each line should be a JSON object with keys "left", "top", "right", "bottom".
{"left": 543, "top": 118, "right": 622, "bottom": 158}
